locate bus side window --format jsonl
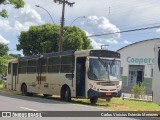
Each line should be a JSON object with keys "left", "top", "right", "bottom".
{"left": 48, "top": 57, "right": 60, "bottom": 73}
{"left": 61, "top": 55, "right": 74, "bottom": 73}
{"left": 18, "top": 61, "right": 27, "bottom": 74}
{"left": 27, "top": 60, "right": 37, "bottom": 74}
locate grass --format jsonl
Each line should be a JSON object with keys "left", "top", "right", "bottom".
{"left": 72, "top": 97, "right": 160, "bottom": 111}
{"left": 0, "top": 84, "right": 3, "bottom": 89}
{"left": 0, "top": 84, "right": 160, "bottom": 111}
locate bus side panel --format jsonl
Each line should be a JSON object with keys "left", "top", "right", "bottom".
{"left": 7, "top": 74, "right": 12, "bottom": 90}
{"left": 18, "top": 74, "right": 38, "bottom": 93}
{"left": 47, "top": 73, "right": 76, "bottom": 97}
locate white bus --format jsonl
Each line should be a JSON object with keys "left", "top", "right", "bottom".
{"left": 152, "top": 43, "right": 160, "bottom": 104}
{"left": 7, "top": 49, "right": 122, "bottom": 104}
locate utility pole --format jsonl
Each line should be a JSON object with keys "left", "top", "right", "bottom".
{"left": 101, "top": 45, "right": 109, "bottom": 49}
{"left": 54, "top": 0, "right": 75, "bottom": 52}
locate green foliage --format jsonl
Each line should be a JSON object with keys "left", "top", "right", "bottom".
{"left": 0, "top": 0, "right": 5, "bottom": 4}
{"left": 63, "top": 26, "right": 92, "bottom": 51}
{"left": 9, "top": 53, "right": 21, "bottom": 58}
{"left": 0, "top": 80, "right": 2, "bottom": 84}
{"left": 0, "top": 9, "right": 8, "bottom": 18}
{"left": 17, "top": 24, "right": 92, "bottom": 55}
{"left": 9, "top": 0, "right": 25, "bottom": 8}
{"left": 0, "top": 0, "right": 25, "bottom": 18}
{"left": 0, "top": 55, "right": 8, "bottom": 74}
{"left": 131, "top": 83, "right": 145, "bottom": 98}
{"left": 0, "top": 44, "right": 8, "bottom": 56}
{"left": 0, "top": 44, "right": 14, "bottom": 74}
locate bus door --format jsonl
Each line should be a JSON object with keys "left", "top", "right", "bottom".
{"left": 76, "top": 57, "right": 86, "bottom": 97}
{"left": 37, "top": 58, "right": 47, "bottom": 93}
{"left": 11, "top": 63, "right": 18, "bottom": 90}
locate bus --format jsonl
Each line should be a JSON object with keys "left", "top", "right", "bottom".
{"left": 7, "top": 49, "right": 122, "bottom": 104}
{"left": 152, "top": 43, "right": 160, "bottom": 104}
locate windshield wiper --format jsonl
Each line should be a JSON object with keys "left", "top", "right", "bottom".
{"left": 98, "top": 57, "right": 111, "bottom": 82}
{"left": 98, "top": 57, "right": 106, "bottom": 67}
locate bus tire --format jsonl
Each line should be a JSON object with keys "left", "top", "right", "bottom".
{"left": 27, "top": 93, "right": 33, "bottom": 96}
{"left": 21, "top": 84, "right": 27, "bottom": 96}
{"left": 90, "top": 97, "right": 98, "bottom": 104}
{"left": 61, "top": 87, "right": 71, "bottom": 102}
{"left": 106, "top": 97, "right": 111, "bottom": 102}
{"left": 43, "top": 94, "right": 51, "bottom": 97}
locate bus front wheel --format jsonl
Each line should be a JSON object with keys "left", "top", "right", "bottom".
{"left": 90, "top": 97, "right": 98, "bottom": 104}
{"left": 61, "top": 87, "right": 71, "bottom": 102}
{"left": 21, "top": 84, "right": 27, "bottom": 96}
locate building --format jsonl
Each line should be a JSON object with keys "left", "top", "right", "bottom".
{"left": 118, "top": 38, "right": 160, "bottom": 91}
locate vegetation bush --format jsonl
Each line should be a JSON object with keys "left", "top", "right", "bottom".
{"left": 0, "top": 80, "right": 3, "bottom": 84}
{"left": 131, "top": 83, "right": 145, "bottom": 98}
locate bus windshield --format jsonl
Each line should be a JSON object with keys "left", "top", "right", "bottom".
{"left": 88, "top": 58, "right": 120, "bottom": 81}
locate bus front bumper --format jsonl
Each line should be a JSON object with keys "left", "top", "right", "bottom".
{"left": 87, "top": 89, "right": 122, "bottom": 98}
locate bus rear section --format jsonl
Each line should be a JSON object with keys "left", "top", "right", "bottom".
{"left": 152, "top": 43, "right": 160, "bottom": 104}
{"left": 7, "top": 59, "right": 18, "bottom": 91}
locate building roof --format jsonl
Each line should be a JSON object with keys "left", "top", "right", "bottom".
{"left": 117, "top": 38, "right": 160, "bottom": 52}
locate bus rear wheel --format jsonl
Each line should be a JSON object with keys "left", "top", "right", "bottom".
{"left": 43, "top": 94, "right": 51, "bottom": 97}
{"left": 90, "top": 97, "right": 98, "bottom": 104}
{"left": 61, "top": 87, "right": 71, "bottom": 102}
{"left": 21, "top": 85, "right": 27, "bottom": 96}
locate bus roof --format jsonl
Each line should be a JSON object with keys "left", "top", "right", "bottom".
{"left": 43, "top": 50, "right": 75, "bottom": 58}
{"left": 75, "top": 49, "right": 120, "bottom": 58}
{"left": 17, "top": 49, "right": 120, "bottom": 61}
{"left": 18, "top": 54, "right": 40, "bottom": 61}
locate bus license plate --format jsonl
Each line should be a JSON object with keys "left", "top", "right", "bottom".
{"left": 106, "top": 92, "right": 111, "bottom": 96}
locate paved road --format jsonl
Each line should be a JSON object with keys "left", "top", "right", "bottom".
{"left": 0, "top": 93, "right": 159, "bottom": 120}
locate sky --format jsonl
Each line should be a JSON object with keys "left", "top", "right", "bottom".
{"left": 0, "top": 0, "right": 160, "bottom": 55}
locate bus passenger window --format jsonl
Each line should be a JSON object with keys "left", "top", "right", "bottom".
{"left": 27, "top": 60, "right": 37, "bottom": 73}
{"left": 18, "top": 61, "right": 27, "bottom": 74}
{"left": 61, "top": 55, "right": 74, "bottom": 73}
{"left": 48, "top": 57, "right": 60, "bottom": 73}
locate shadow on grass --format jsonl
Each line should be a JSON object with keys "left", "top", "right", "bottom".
{"left": 0, "top": 87, "right": 109, "bottom": 107}
{"left": 31, "top": 94, "right": 109, "bottom": 107}
{"left": 71, "top": 98, "right": 109, "bottom": 107}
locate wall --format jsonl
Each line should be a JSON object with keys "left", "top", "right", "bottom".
{"left": 118, "top": 39, "right": 160, "bottom": 78}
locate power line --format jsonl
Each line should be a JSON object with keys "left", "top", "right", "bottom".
{"left": 87, "top": 25, "right": 160, "bottom": 37}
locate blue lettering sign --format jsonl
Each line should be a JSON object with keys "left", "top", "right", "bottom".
{"left": 126, "top": 57, "right": 154, "bottom": 64}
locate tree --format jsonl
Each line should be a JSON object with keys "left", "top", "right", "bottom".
{"left": 0, "top": 44, "right": 9, "bottom": 75}
{"left": 17, "top": 24, "right": 92, "bottom": 55}
{"left": 9, "top": 53, "right": 21, "bottom": 58}
{"left": 63, "top": 26, "right": 92, "bottom": 51}
{"left": 0, "top": 55, "right": 8, "bottom": 74}
{"left": 0, "top": 43, "right": 8, "bottom": 56}
{"left": 0, "top": 0, "right": 25, "bottom": 18}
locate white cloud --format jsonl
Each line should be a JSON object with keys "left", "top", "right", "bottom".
{"left": 0, "top": 4, "right": 45, "bottom": 34}
{"left": 82, "top": 16, "right": 120, "bottom": 48}
{"left": 156, "top": 28, "right": 160, "bottom": 33}
{"left": 85, "top": 31, "right": 100, "bottom": 49}
{"left": 123, "top": 40, "right": 132, "bottom": 44}
{"left": 0, "top": 35, "right": 10, "bottom": 44}
{"left": 0, "top": 20, "right": 13, "bottom": 32}
{"left": 14, "top": 5, "right": 44, "bottom": 25}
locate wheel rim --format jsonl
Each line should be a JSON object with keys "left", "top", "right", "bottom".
{"left": 65, "top": 89, "right": 68, "bottom": 101}
{"left": 22, "top": 85, "right": 27, "bottom": 96}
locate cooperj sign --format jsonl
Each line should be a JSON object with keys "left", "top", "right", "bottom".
{"left": 127, "top": 57, "right": 154, "bottom": 64}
